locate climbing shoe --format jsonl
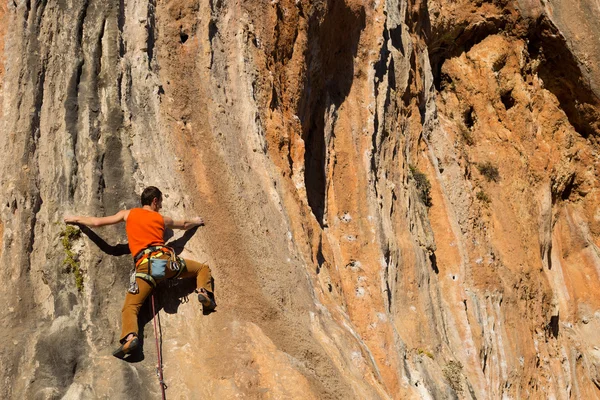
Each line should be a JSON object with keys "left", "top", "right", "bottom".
{"left": 197, "top": 288, "right": 217, "bottom": 313}
{"left": 112, "top": 336, "right": 139, "bottom": 359}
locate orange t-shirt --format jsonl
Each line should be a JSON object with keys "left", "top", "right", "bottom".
{"left": 126, "top": 208, "right": 165, "bottom": 258}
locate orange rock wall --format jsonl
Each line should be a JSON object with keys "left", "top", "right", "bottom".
{"left": 0, "top": 0, "right": 599, "bottom": 399}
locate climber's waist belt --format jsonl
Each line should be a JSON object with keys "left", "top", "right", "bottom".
{"left": 133, "top": 245, "right": 167, "bottom": 266}
{"left": 131, "top": 246, "right": 186, "bottom": 289}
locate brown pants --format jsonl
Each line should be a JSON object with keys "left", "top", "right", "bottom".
{"left": 120, "top": 256, "right": 213, "bottom": 342}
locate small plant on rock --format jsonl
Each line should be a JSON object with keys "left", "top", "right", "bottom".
{"left": 409, "top": 165, "right": 432, "bottom": 207}
{"left": 443, "top": 360, "right": 463, "bottom": 394}
{"left": 477, "top": 161, "right": 500, "bottom": 182}
{"left": 476, "top": 190, "right": 491, "bottom": 204}
{"left": 417, "top": 348, "right": 435, "bottom": 359}
{"left": 60, "top": 226, "right": 84, "bottom": 292}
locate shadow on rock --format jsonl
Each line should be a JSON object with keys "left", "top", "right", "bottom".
{"left": 77, "top": 225, "right": 201, "bottom": 257}
{"left": 77, "top": 225, "right": 130, "bottom": 256}
{"left": 299, "top": 1, "right": 366, "bottom": 227}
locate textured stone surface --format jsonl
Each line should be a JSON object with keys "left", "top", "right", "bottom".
{"left": 0, "top": 0, "right": 599, "bottom": 399}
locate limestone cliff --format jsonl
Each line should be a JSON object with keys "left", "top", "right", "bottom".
{"left": 1, "top": 0, "right": 599, "bottom": 398}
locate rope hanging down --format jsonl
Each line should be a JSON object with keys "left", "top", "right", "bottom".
{"left": 151, "top": 294, "right": 167, "bottom": 400}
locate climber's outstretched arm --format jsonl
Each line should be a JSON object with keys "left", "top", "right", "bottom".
{"left": 64, "top": 210, "right": 129, "bottom": 227}
{"left": 164, "top": 216, "right": 204, "bottom": 230}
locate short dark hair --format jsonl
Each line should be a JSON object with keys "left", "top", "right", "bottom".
{"left": 141, "top": 186, "right": 162, "bottom": 206}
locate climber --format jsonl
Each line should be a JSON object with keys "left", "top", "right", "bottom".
{"left": 64, "top": 186, "right": 216, "bottom": 359}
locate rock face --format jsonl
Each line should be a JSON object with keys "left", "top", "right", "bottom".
{"left": 1, "top": 0, "right": 599, "bottom": 398}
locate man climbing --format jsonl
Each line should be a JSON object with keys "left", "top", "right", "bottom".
{"left": 64, "top": 186, "right": 216, "bottom": 358}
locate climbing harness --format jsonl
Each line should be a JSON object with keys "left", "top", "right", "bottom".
{"left": 128, "top": 246, "right": 186, "bottom": 293}
{"left": 134, "top": 245, "right": 162, "bottom": 264}
{"left": 151, "top": 293, "right": 167, "bottom": 400}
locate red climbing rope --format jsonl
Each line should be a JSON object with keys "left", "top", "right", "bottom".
{"left": 151, "top": 294, "right": 167, "bottom": 400}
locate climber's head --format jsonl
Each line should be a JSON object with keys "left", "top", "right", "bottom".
{"left": 141, "top": 186, "right": 163, "bottom": 211}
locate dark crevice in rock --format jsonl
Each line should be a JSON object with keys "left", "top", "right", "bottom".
{"left": 500, "top": 89, "right": 514, "bottom": 110}
{"left": 527, "top": 15, "right": 600, "bottom": 138}
{"left": 387, "top": 55, "right": 397, "bottom": 94}
{"left": 303, "top": 120, "right": 326, "bottom": 225}
{"left": 560, "top": 175, "right": 576, "bottom": 201}
{"left": 147, "top": 0, "right": 156, "bottom": 69}
{"left": 374, "top": 23, "right": 390, "bottom": 87}
{"left": 384, "top": 248, "right": 392, "bottom": 312}
{"left": 492, "top": 54, "right": 507, "bottom": 72}
{"left": 208, "top": 0, "right": 223, "bottom": 52}
{"left": 389, "top": 25, "right": 404, "bottom": 55}
{"left": 547, "top": 313, "right": 560, "bottom": 338}
{"left": 65, "top": 60, "right": 83, "bottom": 146}
{"left": 88, "top": 16, "right": 103, "bottom": 142}
{"left": 315, "top": 240, "right": 325, "bottom": 274}
{"left": 299, "top": 3, "right": 365, "bottom": 227}
{"left": 464, "top": 106, "right": 475, "bottom": 129}
{"left": 209, "top": 0, "right": 223, "bottom": 11}
{"left": 116, "top": 71, "right": 123, "bottom": 107}
{"left": 208, "top": 19, "right": 217, "bottom": 68}
{"left": 481, "top": 347, "right": 488, "bottom": 373}
{"left": 406, "top": 0, "right": 431, "bottom": 40}
{"left": 35, "top": 0, "right": 47, "bottom": 26}
{"left": 31, "top": 64, "right": 46, "bottom": 153}
{"left": 26, "top": 193, "right": 43, "bottom": 264}
{"left": 65, "top": 58, "right": 82, "bottom": 199}
{"left": 372, "top": 57, "right": 394, "bottom": 169}
{"left": 429, "top": 250, "right": 439, "bottom": 274}
{"left": 385, "top": 278, "right": 392, "bottom": 313}
{"left": 97, "top": 18, "right": 106, "bottom": 78}
{"left": 97, "top": 154, "right": 106, "bottom": 196}
{"left": 22, "top": 0, "right": 45, "bottom": 158}
{"left": 118, "top": 0, "right": 125, "bottom": 57}
{"left": 271, "top": 3, "right": 284, "bottom": 63}
{"left": 24, "top": 0, "right": 30, "bottom": 24}
{"left": 76, "top": 0, "right": 89, "bottom": 47}
{"left": 551, "top": 172, "right": 576, "bottom": 203}
{"left": 369, "top": 141, "right": 380, "bottom": 206}
{"left": 371, "top": 22, "right": 392, "bottom": 188}
{"left": 543, "top": 240, "right": 552, "bottom": 270}
{"left": 208, "top": 19, "right": 218, "bottom": 42}
{"left": 270, "top": 84, "right": 279, "bottom": 110}
{"left": 179, "top": 29, "right": 189, "bottom": 44}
